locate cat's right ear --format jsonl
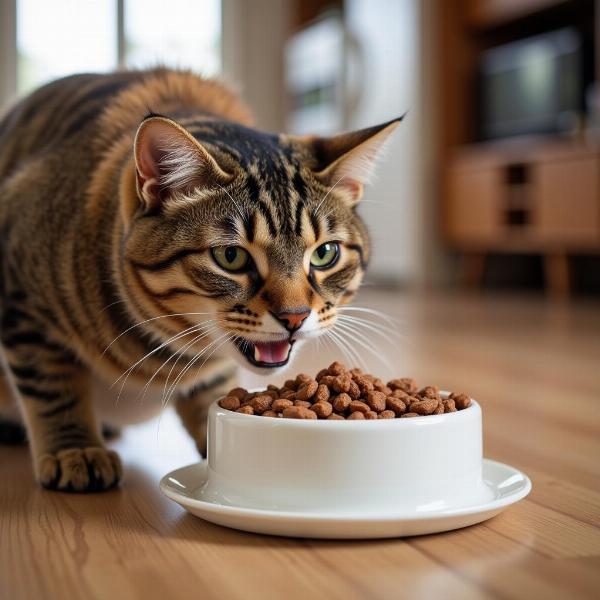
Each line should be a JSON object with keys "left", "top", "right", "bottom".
{"left": 133, "top": 115, "right": 233, "bottom": 213}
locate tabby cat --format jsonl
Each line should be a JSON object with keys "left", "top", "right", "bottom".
{"left": 0, "top": 69, "right": 399, "bottom": 492}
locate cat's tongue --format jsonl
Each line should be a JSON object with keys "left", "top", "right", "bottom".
{"left": 254, "top": 340, "right": 291, "bottom": 364}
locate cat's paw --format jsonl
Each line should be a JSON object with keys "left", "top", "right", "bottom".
{"left": 37, "top": 447, "right": 122, "bottom": 492}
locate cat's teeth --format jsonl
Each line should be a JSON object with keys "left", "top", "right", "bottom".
{"left": 254, "top": 345, "right": 262, "bottom": 363}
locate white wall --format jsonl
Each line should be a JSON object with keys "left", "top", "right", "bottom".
{"left": 222, "top": 0, "right": 292, "bottom": 132}
{"left": 345, "top": 0, "right": 422, "bottom": 284}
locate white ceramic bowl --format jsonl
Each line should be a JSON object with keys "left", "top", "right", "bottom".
{"left": 199, "top": 393, "right": 490, "bottom": 513}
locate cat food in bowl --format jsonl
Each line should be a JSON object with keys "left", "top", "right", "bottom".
{"left": 218, "top": 362, "right": 472, "bottom": 420}
{"left": 204, "top": 363, "right": 487, "bottom": 513}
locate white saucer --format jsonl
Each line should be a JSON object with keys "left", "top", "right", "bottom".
{"left": 160, "top": 459, "right": 531, "bottom": 539}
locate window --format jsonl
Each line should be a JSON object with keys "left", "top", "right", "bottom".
{"left": 17, "top": 0, "right": 117, "bottom": 95}
{"left": 125, "top": 0, "right": 221, "bottom": 75}
{"left": 15, "top": 0, "right": 221, "bottom": 97}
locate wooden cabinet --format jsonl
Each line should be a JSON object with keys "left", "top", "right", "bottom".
{"left": 534, "top": 154, "right": 600, "bottom": 245}
{"left": 445, "top": 141, "right": 600, "bottom": 295}
{"left": 447, "top": 167, "right": 503, "bottom": 243}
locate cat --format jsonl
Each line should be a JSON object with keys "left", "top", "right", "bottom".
{"left": 0, "top": 68, "right": 400, "bottom": 492}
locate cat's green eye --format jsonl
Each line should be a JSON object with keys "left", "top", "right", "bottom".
{"left": 310, "top": 242, "right": 340, "bottom": 269}
{"left": 211, "top": 246, "right": 250, "bottom": 272}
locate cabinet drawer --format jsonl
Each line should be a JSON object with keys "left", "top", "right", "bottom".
{"left": 533, "top": 156, "right": 600, "bottom": 244}
{"left": 446, "top": 167, "right": 503, "bottom": 243}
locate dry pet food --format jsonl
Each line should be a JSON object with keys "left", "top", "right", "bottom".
{"left": 218, "top": 362, "right": 472, "bottom": 420}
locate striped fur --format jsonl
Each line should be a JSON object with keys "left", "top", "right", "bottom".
{"left": 0, "top": 69, "right": 399, "bottom": 491}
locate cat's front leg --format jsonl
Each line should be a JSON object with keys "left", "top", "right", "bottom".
{"left": 0, "top": 331, "right": 122, "bottom": 492}
{"left": 175, "top": 366, "right": 237, "bottom": 456}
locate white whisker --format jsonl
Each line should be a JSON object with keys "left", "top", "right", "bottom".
{"left": 111, "top": 321, "right": 216, "bottom": 406}
{"left": 162, "top": 331, "right": 232, "bottom": 407}
{"left": 334, "top": 321, "right": 393, "bottom": 370}
{"left": 102, "top": 311, "right": 213, "bottom": 355}
{"left": 138, "top": 325, "right": 219, "bottom": 405}
{"left": 161, "top": 325, "right": 220, "bottom": 400}
{"left": 336, "top": 315, "right": 400, "bottom": 346}
{"left": 338, "top": 306, "right": 400, "bottom": 327}
{"left": 327, "top": 328, "right": 368, "bottom": 370}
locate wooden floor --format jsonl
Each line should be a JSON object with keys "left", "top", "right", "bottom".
{"left": 1, "top": 290, "right": 599, "bottom": 600}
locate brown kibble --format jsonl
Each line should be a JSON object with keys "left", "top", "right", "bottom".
{"left": 378, "top": 410, "right": 396, "bottom": 419}
{"left": 372, "top": 378, "right": 386, "bottom": 392}
{"left": 315, "top": 368, "right": 330, "bottom": 381}
{"left": 348, "top": 411, "right": 365, "bottom": 420}
{"left": 442, "top": 398, "right": 456, "bottom": 413}
{"left": 294, "top": 400, "right": 312, "bottom": 408}
{"left": 385, "top": 396, "right": 407, "bottom": 415}
{"left": 296, "top": 372, "right": 312, "bottom": 385}
{"left": 314, "top": 383, "right": 330, "bottom": 403}
{"left": 272, "top": 398, "right": 293, "bottom": 412}
{"left": 419, "top": 386, "right": 440, "bottom": 399}
{"left": 366, "top": 391, "right": 386, "bottom": 412}
{"left": 311, "top": 401, "right": 333, "bottom": 418}
{"left": 347, "top": 380, "right": 361, "bottom": 400}
{"left": 388, "top": 378, "right": 418, "bottom": 394}
{"left": 450, "top": 393, "right": 471, "bottom": 410}
{"left": 332, "top": 393, "right": 351, "bottom": 412}
{"left": 282, "top": 406, "right": 316, "bottom": 419}
{"left": 318, "top": 375, "right": 336, "bottom": 387}
{"left": 327, "top": 413, "right": 345, "bottom": 420}
{"left": 251, "top": 395, "right": 273, "bottom": 414}
{"left": 354, "top": 375, "right": 374, "bottom": 395}
{"left": 409, "top": 398, "right": 438, "bottom": 415}
{"left": 218, "top": 396, "right": 241, "bottom": 411}
{"left": 295, "top": 379, "right": 318, "bottom": 401}
{"left": 348, "top": 400, "right": 370, "bottom": 414}
{"left": 228, "top": 387, "right": 248, "bottom": 400}
{"left": 226, "top": 371, "right": 473, "bottom": 420}
{"left": 331, "top": 375, "right": 351, "bottom": 393}
{"left": 328, "top": 361, "right": 347, "bottom": 375}
{"left": 391, "top": 389, "right": 412, "bottom": 401}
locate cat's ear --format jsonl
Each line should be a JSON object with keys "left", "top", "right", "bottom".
{"left": 301, "top": 117, "right": 403, "bottom": 206}
{"left": 133, "top": 115, "right": 233, "bottom": 211}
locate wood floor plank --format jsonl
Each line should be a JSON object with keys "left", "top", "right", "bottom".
{"left": 410, "top": 524, "right": 600, "bottom": 600}
{"left": 2, "top": 291, "right": 599, "bottom": 599}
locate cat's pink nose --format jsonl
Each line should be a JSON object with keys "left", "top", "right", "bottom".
{"left": 274, "top": 309, "right": 311, "bottom": 331}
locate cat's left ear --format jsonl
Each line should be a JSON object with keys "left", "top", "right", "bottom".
{"left": 133, "top": 115, "right": 233, "bottom": 212}
{"left": 300, "top": 116, "right": 403, "bottom": 206}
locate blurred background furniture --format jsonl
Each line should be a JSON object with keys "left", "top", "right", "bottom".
{"left": 439, "top": 0, "right": 600, "bottom": 297}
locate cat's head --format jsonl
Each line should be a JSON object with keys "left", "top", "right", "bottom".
{"left": 119, "top": 114, "right": 400, "bottom": 373}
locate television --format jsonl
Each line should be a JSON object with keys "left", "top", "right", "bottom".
{"left": 478, "top": 28, "right": 589, "bottom": 140}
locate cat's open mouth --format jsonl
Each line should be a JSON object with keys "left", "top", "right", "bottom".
{"left": 233, "top": 338, "right": 294, "bottom": 368}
